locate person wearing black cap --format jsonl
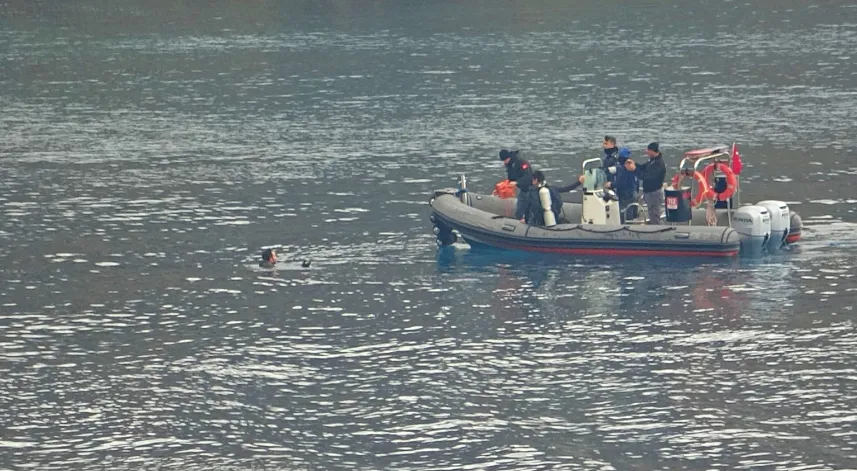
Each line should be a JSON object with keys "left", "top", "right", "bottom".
{"left": 499, "top": 149, "right": 532, "bottom": 186}
{"left": 498, "top": 149, "right": 535, "bottom": 220}
{"left": 625, "top": 142, "right": 666, "bottom": 224}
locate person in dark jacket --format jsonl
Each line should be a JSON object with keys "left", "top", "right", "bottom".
{"left": 499, "top": 149, "right": 535, "bottom": 220}
{"left": 518, "top": 170, "right": 563, "bottom": 226}
{"left": 605, "top": 147, "right": 639, "bottom": 221}
{"left": 625, "top": 142, "right": 667, "bottom": 225}
{"left": 555, "top": 136, "right": 619, "bottom": 194}
{"left": 514, "top": 172, "right": 535, "bottom": 221}
{"left": 500, "top": 149, "right": 531, "bottom": 187}
{"left": 554, "top": 174, "right": 587, "bottom": 193}
{"left": 601, "top": 135, "right": 621, "bottom": 186}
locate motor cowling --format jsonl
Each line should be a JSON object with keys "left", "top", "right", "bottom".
{"left": 755, "top": 200, "right": 790, "bottom": 253}
{"left": 732, "top": 205, "right": 771, "bottom": 257}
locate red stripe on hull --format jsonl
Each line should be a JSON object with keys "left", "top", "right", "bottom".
{"left": 479, "top": 239, "right": 738, "bottom": 258}
{"left": 786, "top": 233, "right": 801, "bottom": 243}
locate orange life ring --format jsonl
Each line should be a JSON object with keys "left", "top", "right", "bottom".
{"left": 493, "top": 180, "right": 517, "bottom": 199}
{"left": 671, "top": 171, "right": 713, "bottom": 208}
{"left": 702, "top": 162, "right": 737, "bottom": 201}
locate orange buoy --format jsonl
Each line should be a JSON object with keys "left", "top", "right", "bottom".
{"left": 702, "top": 162, "right": 737, "bottom": 201}
{"left": 670, "top": 171, "right": 714, "bottom": 208}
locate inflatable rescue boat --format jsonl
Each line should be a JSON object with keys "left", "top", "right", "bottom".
{"left": 428, "top": 145, "right": 802, "bottom": 258}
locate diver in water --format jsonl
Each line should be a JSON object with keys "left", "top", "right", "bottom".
{"left": 259, "top": 248, "right": 277, "bottom": 268}
{"left": 259, "top": 247, "right": 312, "bottom": 268}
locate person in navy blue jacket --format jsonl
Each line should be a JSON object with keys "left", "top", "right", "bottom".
{"left": 601, "top": 136, "right": 620, "bottom": 186}
{"left": 605, "top": 147, "right": 639, "bottom": 221}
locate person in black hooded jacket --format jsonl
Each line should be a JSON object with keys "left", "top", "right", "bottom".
{"left": 499, "top": 149, "right": 532, "bottom": 187}
{"left": 601, "top": 135, "right": 621, "bottom": 186}
{"left": 498, "top": 149, "right": 535, "bottom": 220}
{"left": 625, "top": 142, "right": 667, "bottom": 224}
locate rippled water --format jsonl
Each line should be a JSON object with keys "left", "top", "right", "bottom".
{"left": 2, "top": 1, "right": 857, "bottom": 469}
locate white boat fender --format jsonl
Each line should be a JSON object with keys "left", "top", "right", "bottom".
{"left": 539, "top": 186, "right": 557, "bottom": 227}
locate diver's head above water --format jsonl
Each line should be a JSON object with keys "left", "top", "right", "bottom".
{"left": 259, "top": 248, "right": 277, "bottom": 268}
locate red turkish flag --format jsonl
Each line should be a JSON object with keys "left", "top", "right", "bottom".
{"left": 731, "top": 142, "right": 743, "bottom": 175}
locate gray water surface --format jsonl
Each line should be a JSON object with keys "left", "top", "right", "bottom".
{"left": 2, "top": 1, "right": 857, "bottom": 470}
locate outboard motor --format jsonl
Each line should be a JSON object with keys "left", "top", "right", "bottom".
{"left": 582, "top": 189, "right": 621, "bottom": 225}
{"left": 755, "top": 200, "right": 790, "bottom": 253}
{"left": 731, "top": 205, "right": 771, "bottom": 257}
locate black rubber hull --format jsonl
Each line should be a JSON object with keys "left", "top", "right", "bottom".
{"left": 430, "top": 193, "right": 741, "bottom": 258}
{"left": 447, "top": 190, "right": 803, "bottom": 245}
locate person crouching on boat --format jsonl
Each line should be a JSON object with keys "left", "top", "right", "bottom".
{"left": 497, "top": 149, "right": 536, "bottom": 222}
{"left": 499, "top": 149, "right": 532, "bottom": 187}
{"left": 513, "top": 162, "right": 535, "bottom": 222}
{"left": 495, "top": 149, "right": 531, "bottom": 195}
{"left": 604, "top": 146, "right": 639, "bottom": 222}
{"left": 519, "top": 170, "right": 563, "bottom": 227}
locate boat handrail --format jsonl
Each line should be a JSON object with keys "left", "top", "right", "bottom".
{"left": 676, "top": 150, "right": 735, "bottom": 228}
{"left": 581, "top": 158, "right": 602, "bottom": 173}
{"left": 677, "top": 152, "right": 721, "bottom": 175}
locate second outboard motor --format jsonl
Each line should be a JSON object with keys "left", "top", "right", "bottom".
{"left": 756, "top": 200, "right": 790, "bottom": 253}
{"left": 787, "top": 211, "right": 802, "bottom": 244}
{"left": 732, "top": 205, "right": 771, "bottom": 257}
{"left": 664, "top": 188, "right": 692, "bottom": 224}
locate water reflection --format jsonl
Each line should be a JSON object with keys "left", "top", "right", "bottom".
{"left": 434, "top": 243, "right": 848, "bottom": 335}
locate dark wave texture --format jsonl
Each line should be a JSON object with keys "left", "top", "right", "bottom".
{"left": 2, "top": 1, "right": 857, "bottom": 469}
